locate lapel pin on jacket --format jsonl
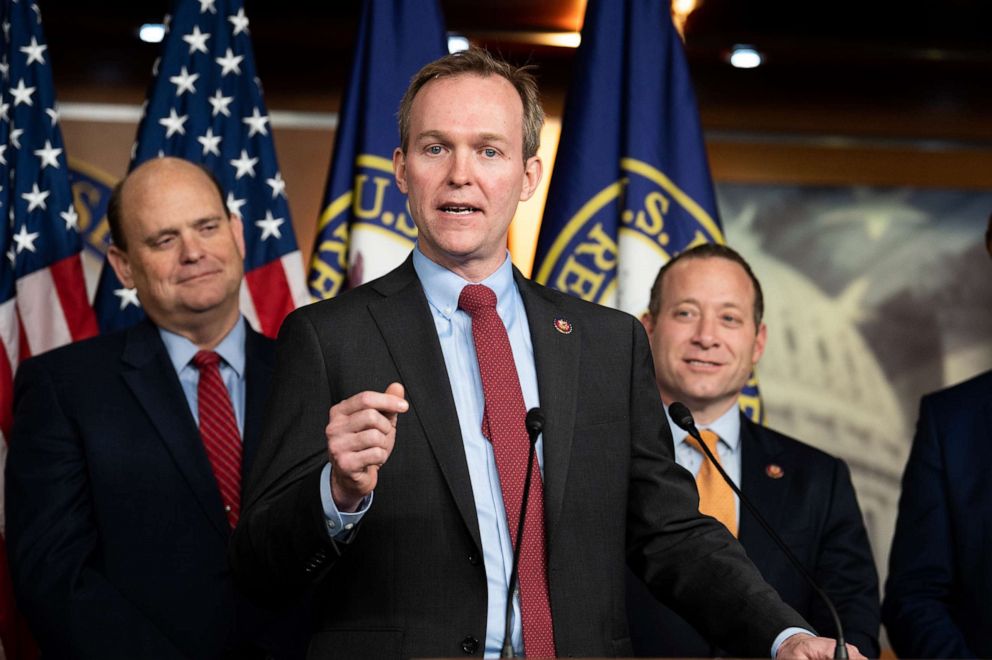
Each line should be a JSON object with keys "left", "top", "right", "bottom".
{"left": 765, "top": 463, "right": 784, "bottom": 479}
{"left": 554, "top": 318, "right": 573, "bottom": 334}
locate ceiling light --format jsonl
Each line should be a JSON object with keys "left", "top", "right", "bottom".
{"left": 139, "top": 23, "right": 165, "bottom": 43}
{"left": 447, "top": 34, "right": 470, "bottom": 53}
{"left": 729, "top": 45, "right": 763, "bottom": 69}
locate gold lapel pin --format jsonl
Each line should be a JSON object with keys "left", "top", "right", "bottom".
{"left": 554, "top": 318, "right": 573, "bottom": 334}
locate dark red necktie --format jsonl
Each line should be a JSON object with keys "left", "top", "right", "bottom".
{"left": 458, "top": 284, "right": 556, "bottom": 657}
{"left": 191, "top": 350, "right": 242, "bottom": 528}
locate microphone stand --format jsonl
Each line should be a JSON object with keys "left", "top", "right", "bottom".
{"left": 500, "top": 408, "right": 544, "bottom": 658}
{"left": 668, "top": 402, "right": 849, "bottom": 660}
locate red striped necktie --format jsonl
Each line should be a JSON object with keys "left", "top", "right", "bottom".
{"left": 458, "top": 284, "right": 557, "bottom": 657}
{"left": 192, "top": 350, "right": 242, "bottom": 528}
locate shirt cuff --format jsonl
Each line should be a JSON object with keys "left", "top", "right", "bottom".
{"left": 772, "top": 628, "right": 815, "bottom": 658}
{"left": 319, "top": 463, "right": 372, "bottom": 540}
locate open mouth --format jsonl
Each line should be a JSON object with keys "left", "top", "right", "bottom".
{"left": 439, "top": 205, "right": 480, "bottom": 215}
{"left": 685, "top": 358, "right": 721, "bottom": 367}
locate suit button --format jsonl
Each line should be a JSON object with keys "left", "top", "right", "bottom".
{"left": 460, "top": 636, "right": 479, "bottom": 654}
{"left": 468, "top": 554, "right": 480, "bottom": 566}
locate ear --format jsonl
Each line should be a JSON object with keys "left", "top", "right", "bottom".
{"left": 229, "top": 212, "right": 246, "bottom": 259}
{"left": 640, "top": 312, "right": 656, "bottom": 335}
{"left": 393, "top": 147, "right": 408, "bottom": 194}
{"left": 752, "top": 322, "right": 768, "bottom": 365}
{"left": 106, "top": 245, "right": 135, "bottom": 288}
{"left": 518, "top": 155, "right": 543, "bottom": 201}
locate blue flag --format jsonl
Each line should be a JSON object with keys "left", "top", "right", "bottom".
{"left": 93, "top": 0, "right": 308, "bottom": 337}
{"left": 533, "top": 0, "right": 763, "bottom": 422}
{"left": 308, "top": 0, "right": 447, "bottom": 299}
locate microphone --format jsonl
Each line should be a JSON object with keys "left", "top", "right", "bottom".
{"left": 501, "top": 407, "right": 545, "bottom": 658}
{"left": 668, "top": 402, "right": 849, "bottom": 660}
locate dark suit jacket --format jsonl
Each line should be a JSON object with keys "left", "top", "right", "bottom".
{"left": 230, "top": 257, "right": 807, "bottom": 659}
{"left": 626, "top": 415, "right": 880, "bottom": 657}
{"left": 882, "top": 370, "right": 992, "bottom": 658}
{"left": 5, "top": 319, "right": 303, "bottom": 659}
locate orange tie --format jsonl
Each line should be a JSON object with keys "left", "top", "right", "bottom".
{"left": 686, "top": 430, "right": 738, "bottom": 537}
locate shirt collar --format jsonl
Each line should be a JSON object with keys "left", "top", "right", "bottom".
{"left": 412, "top": 245, "right": 516, "bottom": 319}
{"left": 665, "top": 400, "right": 742, "bottom": 452}
{"left": 158, "top": 317, "right": 246, "bottom": 377}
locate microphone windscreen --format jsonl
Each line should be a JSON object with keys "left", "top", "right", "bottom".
{"left": 668, "top": 402, "right": 695, "bottom": 432}
{"left": 525, "top": 407, "right": 545, "bottom": 435}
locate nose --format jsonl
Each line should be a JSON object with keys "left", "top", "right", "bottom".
{"left": 447, "top": 149, "right": 472, "bottom": 187}
{"left": 691, "top": 314, "right": 719, "bottom": 349}
{"left": 179, "top": 232, "right": 204, "bottom": 263}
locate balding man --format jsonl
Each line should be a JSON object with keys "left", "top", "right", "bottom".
{"left": 5, "top": 157, "right": 302, "bottom": 659}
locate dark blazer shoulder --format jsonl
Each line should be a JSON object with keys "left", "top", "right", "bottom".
{"left": 741, "top": 416, "right": 846, "bottom": 470}
{"left": 921, "top": 369, "right": 992, "bottom": 412}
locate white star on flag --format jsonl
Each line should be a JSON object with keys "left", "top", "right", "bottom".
{"left": 266, "top": 172, "right": 286, "bottom": 199}
{"left": 12, "top": 224, "right": 41, "bottom": 253}
{"left": 0, "top": 144, "right": 6, "bottom": 165}
{"left": 215, "top": 48, "right": 243, "bottom": 77}
{"left": 182, "top": 25, "right": 211, "bottom": 55}
{"left": 46, "top": 106, "right": 58, "bottom": 125}
{"left": 19, "top": 35, "right": 47, "bottom": 65}
{"left": 199, "top": 0, "right": 217, "bottom": 14}
{"left": 242, "top": 107, "right": 269, "bottom": 137}
{"left": 60, "top": 204, "right": 79, "bottom": 230}
{"left": 228, "top": 8, "right": 249, "bottom": 35}
{"left": 21, "top": 182, "right": 50, "bottom": 212}
{"left": 159, "top": 108, "right": 188, "bottom": 137}
{"left": 229, "top": 149, "right": 258, "bottom": 179}
{"left": 11, "top": 78, "right": 35, "bottom": 106}
{"left": 208, "top": 89, "right": 233, "bottom": 117}
{"left": 0, "top": 100, "right": 9, "bottom": 121}
{"left": 197, "top": 127, "right": 222, "bottom": 156}
{"left": 114, "top": 287, "right": 141, "bottom": 310}
{"left": 169, "top": 66, "right": 199, "bottom": 96}
{"left": 33, "top": 139, "right": 62, "bottom": 169}
{"left": 226, "top": 192, "right": 247, "bottom": 217}
{"left": 255, "top": 210, "right": 284, "bottom": 240}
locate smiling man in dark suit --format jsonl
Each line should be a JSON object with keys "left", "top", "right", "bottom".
{"left": 230, "top": 48, "right": 856, "bottom": 659}
{"left": 5, "top": 157, "right": 301, "bottom": 659}
{"left": 626, "top": 243, "right": 880, "bottom": 657}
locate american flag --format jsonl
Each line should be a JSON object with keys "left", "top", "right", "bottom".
{"left": 1, "top": 0, "right": 98, "bottom": 656}
{"left": 92, "top": 0, "right": 308, "bottom": 338}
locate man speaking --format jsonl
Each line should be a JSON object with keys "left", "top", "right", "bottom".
{"left": 230, "top": 49, "right": 856, "bottom": 659}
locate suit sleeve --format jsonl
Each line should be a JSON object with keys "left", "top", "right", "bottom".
{"left": 230, "top": 309, "right": 345, "bottom": 601}
{"left": 5, "top": 359, "right": 186, "bottom": 658}
{"left": 807, "top": 460, "right": 880, "bottom": 657}
{"left": 623, "top": 319, "right": 809, "bottom": 658}
{"left": 882, "top": 396, "right": 973, "bottom": 658}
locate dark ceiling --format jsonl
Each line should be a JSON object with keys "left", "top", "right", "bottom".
{"left": 37, "top": 0, "right": 992, "bottom": 141}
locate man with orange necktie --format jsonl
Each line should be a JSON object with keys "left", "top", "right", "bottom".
{"left": 232, "top": 49, "right": 857, "bottom": 659}
{"left": 626, "top": 243, "right": 880, "bottom": 657}
{"left": 6, "top": 157, "right": 303, "bottom": 659}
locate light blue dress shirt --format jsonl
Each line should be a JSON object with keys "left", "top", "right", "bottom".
{"left": 664, "top": 401, "right": 812, "bottom": 656}
{"left": 318, "top": 247, "right": 540, "bottom": 658}
{"left": 159, "top": 317, "right": 246, "bottom": 434}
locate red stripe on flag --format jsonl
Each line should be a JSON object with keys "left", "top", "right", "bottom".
{"left": 49, "top": 256, "right": 98, "bottom": 342}
{"left": 0, "top": 344, "right": 12, "bottom": 438}
{"left": 245, "top": 261, "right": 294, "bottom": 338}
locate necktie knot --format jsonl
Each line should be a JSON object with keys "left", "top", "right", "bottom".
{"left": 192, "top": 350, "right": 221, "bottom": 370}
{"left": 458, "top": 284, "right": 497, "bottom": 316}
{"left": 688, "top": 429, "right": 721, "bottom": 456}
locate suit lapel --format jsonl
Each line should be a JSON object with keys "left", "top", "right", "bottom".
{"left": 738, "top": 415, "right": 786, "bottom": 545}
{"left": 241, "top": 326, "right": 273, "bottom": 485}
{"left": 121, "top": 320, "right": 230, "bottom": 538}
{"left": 368, "top": 258, "right": 483, "bottom": 551}
{"left": 516, "top": 272, "right": 580, "bottom": 545}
